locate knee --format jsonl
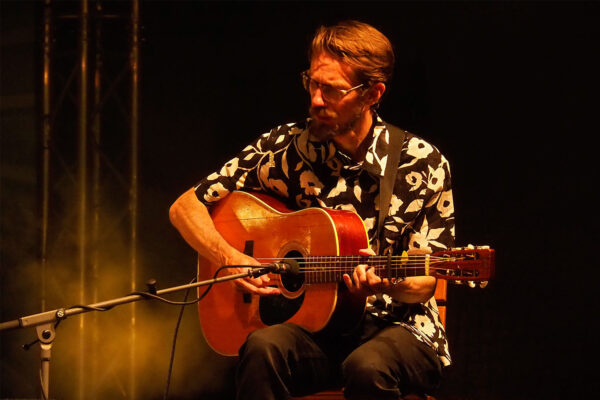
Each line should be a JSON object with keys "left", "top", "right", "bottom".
{"left": 239, "top": 324, "right": 302, "bottom": 361}
{"left": 241, "top": 326, "right": 283, "bottom": 358}
{"left": 341, "top": 351, "right": 397, "bottom": 395}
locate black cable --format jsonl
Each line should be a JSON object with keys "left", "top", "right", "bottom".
{"left": 66, "top": 265, "right": 233, "bottom": 312}
{"left": 163, "top": 277, "right": 195, "bottom": 400}
{"left": 42, "top": 265, "right": 235, "bottom": 400}
{"left": 162, "top": 265, "right": 232, "bottom": 399}
{"left": 126, "top": 291, "right": 202, "bottom": 306}
{"left": 68, "top": 304, "right": 113, "bottom": 311}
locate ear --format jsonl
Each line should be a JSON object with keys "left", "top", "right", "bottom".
{"left": 364, "top": 82, "right": 386, "bottom": 107}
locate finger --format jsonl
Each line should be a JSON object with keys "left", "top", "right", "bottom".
{"left": 248, "top": 274, "right": 276, "bottom": 289}
{"left": 407, "top": 248, "right": 431, "bottom": 255}
{"left": 246, "top": 276, "right": 265, "bottom": 288}
{"left": 358, "top": 247, "right": 376, "bottom": 256}
{"left": 233, "top": 278, "right": 256, "bottom": 292}
{"left": 235, "top": 278, "right": 280, "bottom": 296}
{"left": 364, "top": 269, "right": 385, "bottom": 293}
{"left": 254, "top": 286, "right": 281, "bottom": 296}
{"left": 352, "top": 269, "right": 361, "bottom": 291}
{"left": 342, "top": 274, "right": 355, "bottom": 291}
{"left": 366, "top": 268, "right": 382, "bottom": 287}
{"left": 233, "top": 274, "right": 264, "bottom": 290}
{"left": 355, "top": 265, "right": 368, "bottom": 283}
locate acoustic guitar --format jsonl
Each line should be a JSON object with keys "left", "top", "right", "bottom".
{"left": 197, "top": 191, "right": 494, "bottom": 356}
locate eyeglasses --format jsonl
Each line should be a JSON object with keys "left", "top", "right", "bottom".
{"left": 301, "top": 71, "right": 365, "bottom": 103}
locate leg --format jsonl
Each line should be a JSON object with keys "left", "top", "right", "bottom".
{"left": 341, "top": 324, "right": 442, "bottom": 400}
{"left": 236, "top": 323, "right": 337, "bottom": 400}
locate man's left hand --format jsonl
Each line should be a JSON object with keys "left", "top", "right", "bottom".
{"left": 342, "top": 248, "right": 393, "bottom": 297}
{"left": 342, "top": 248, "right": 437, "bottom": 303}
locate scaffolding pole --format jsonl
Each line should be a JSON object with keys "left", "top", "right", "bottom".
{"left": 77, "top": 1, "right": 90, "bottom": 398}
{"left": 41, "top": 0, "right": 52, "bottom": 314}
{"left": 129, "top": 1, "right": 140, "bottom": 399}
{"left": 90, "top": 1, "right": 103, "bottom": 398}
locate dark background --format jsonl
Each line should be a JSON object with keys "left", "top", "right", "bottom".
{"left": 1, "top": 1, "right": 598, "bottom": 399}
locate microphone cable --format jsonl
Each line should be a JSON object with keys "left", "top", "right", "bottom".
{"left": 53, "top": 265, "right": 232, "bottom": 400}
{"left": 162, "top": 265, "right": 232, "bottom": 399}
{"left": 163, "top": 276, "right": 195, "bottom": 400}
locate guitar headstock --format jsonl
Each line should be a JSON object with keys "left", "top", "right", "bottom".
{"left": 431, "top": 245, "right": 495, "bottom": 288}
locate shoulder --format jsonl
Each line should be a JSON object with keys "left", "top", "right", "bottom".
{"left": 376, "top": 116, "right": 449, "bottom": 170}
{"left": 404, "top": 132, "right": 443, "bottom": 157}
{"left": 396, "top": 132, "right": 452, "bottom": 195}
{"left": 245, "top": 120, "right": 307, "bottom": 151}
{"left": 397, "top": 130, "right": 449, "bottom": 170}
{"left": 264, "top": 120, "right": 307, "bottom": 140}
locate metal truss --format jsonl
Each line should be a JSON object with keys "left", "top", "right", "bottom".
{"left": 40, "top": 1, "right": 140, "bottom": 398}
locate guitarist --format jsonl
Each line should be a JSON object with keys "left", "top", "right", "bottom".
{"left": 170, "top": 20, "right": 455, "bottom": 400}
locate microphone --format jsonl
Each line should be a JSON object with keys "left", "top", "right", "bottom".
{"left": 224, "top": 259, "right": 300, "bottom": 277}
{"left": 261, "top": 259, "right": 300, "bottom": 275}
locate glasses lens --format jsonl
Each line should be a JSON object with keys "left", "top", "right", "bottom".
{"left": 301, "top": 71, "right": 346, "bottom": 102}
{"left": 321, "top": 87, "right": 342, "bottom": 102}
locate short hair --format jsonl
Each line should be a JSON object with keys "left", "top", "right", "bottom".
{"left": 309, "top": 20, "right": 395, "bottom": 86}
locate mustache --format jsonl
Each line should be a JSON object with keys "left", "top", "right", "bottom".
{"left": 309, "top": 106, "right": 337, "bottom": 119}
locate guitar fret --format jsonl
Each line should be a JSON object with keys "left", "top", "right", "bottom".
{"left": 304, "top": 255, "right": 432, "bottom": 284}
{"left": 400, "top": 253, "right": 408, "bottom": 279}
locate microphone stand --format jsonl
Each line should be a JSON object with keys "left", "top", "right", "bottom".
{"left": 0, "top": 268, "right": 269, "bottom": 400}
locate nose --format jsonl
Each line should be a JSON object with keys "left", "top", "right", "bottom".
{"left": 310, "top": 86, "right": 326, "bottom": 107}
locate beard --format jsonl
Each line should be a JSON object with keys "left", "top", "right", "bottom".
{"left": 308, "top": 106, "right": 363, "bottom": 142}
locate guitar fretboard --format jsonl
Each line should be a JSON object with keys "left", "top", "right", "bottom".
{"left": 301, "top": 255, "right": 430, "bottom": 284}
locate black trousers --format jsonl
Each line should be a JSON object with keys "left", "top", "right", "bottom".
{"left": 235, "top": 315, "right": 443, "bottom": 400}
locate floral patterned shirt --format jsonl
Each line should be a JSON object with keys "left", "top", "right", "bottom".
{"left": 194, "top": 114, "right": 455, "bottom": 366}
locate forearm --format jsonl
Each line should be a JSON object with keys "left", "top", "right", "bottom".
{"left": 386, "top": 276, "right": 436, "bottom": 304}
{"left": 169, "top": 188, "right": 237, "bottom": 266}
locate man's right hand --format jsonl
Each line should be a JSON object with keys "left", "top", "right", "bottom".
{"left": 170, "top": 188, "right": 280, "bottom": 296}
{"left": 223, "top": 250, "right": 281, "bottom": 296}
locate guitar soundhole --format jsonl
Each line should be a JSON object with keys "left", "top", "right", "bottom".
{"left": 280, "top": 250, "right": 304, "bottom": 292}
{"left": 259, "top": 250, "right": 305, "bottom": 325}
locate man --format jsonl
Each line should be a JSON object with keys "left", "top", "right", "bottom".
{"left": 170, "top": 20, "right": 454, "bottom": 400}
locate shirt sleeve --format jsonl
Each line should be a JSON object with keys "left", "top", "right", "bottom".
{"left": 383, "top": 135, "right": 455, "bottom": 253}
{"left": 407, "top": 153, "right": 455, "bottom": 252}
{"left": 193, "top": 124, "right": 296, "bottom": 207}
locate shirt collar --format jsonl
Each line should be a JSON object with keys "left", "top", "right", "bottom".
{"left": 336, "top": 113, "right": 389, "bottom": 177}
{"left": 300, "top": 113, "right": 391, "bottom": 177}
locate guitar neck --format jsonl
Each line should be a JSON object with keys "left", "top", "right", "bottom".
{"left": 302, "top": 254, "right": 430, "bottom": 284}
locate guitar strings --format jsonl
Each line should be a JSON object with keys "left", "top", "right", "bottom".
{"left": 248, "top": 255, "right": 465, "bottom": 262}
{"left": 223, "top": 256, "right": 470, "bottom": 274}
{"left": 248, "top": 256, "right": 468, "bottom": 271}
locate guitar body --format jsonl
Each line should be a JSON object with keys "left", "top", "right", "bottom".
{"left": 198, "top": 191, "right": 369, "bottom": 356}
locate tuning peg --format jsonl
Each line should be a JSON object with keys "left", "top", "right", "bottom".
{"left": 479, "top": 281, "right": 488, "bottom": 288}
{"left": 477, "top": 245, "right": 490, "bottom": 249}
{"left": 467, "top": 244, "right": 475, "bottom": 249}
{"left": 468, "top": 281, "right": 476, "bottom": 288}
{"left": 454, "top": 280, "right": 463, "bottom": 285}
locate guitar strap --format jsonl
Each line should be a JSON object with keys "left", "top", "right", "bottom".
{"left": 376, "top": 123, "right": 406, "bottom": 255}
